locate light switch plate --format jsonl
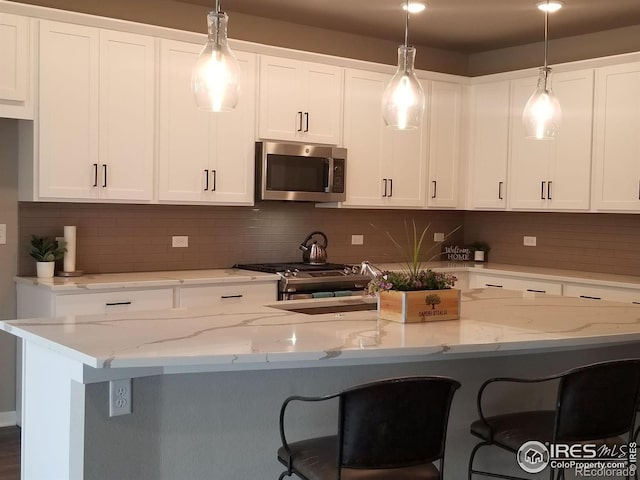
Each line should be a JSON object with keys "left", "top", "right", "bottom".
{"left": 172, "top": 236, "right": 189, "bottom": 248}
{"left": 351, "top": 234, "right": 364, "bottom": 245}
{"left": 433, "top": 232, "right": 445, "bottom": 242}
{"left": 523, "top": 236, "right": 537, "bottom": 247}
{"left": 0, "top": 224, "right": 5, "bottom": 245}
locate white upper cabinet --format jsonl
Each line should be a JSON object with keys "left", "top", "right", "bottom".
{"left": 0, "top": 13, "right": 32, "bottom": 119}
{"left": 342, "top": 68, "right": 427, "bottom": 208}
{"left": 468, "top": 81, "right": 510, "bottom": 210}
{"left": 37, "top": 20, "right": 154, "bottom": 202}
{"left": 158, "top": 39, "right": 256, "bottom": 205}
{"left": 427, "top": 80, "right": 462, "bottom": 208}
{"left": 258, "top": 55, "right": 342, "bottom": 145}
{"left": 592, "top": 62, "right": 640, "bottom": 211}
{"left": 509, "top": 69, "right": 593, "bottom": 211}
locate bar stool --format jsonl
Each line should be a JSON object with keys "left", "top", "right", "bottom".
{"left": 277, "top": 375, "right": 460, "bottom": 480}
{"left": 468, "top": 358, "right": 640, "bottom": 480}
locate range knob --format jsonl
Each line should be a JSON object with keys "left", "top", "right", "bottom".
{"left": 343, "top": 266, "right": 352, "bottom": 275}
{"left": 351, "top": 265, "right": 360, "bottom": 274}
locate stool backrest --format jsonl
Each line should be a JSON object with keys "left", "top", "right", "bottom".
{"left": 555, "top": 358, "right": 640, "bottom": 441}
{"left": 338, "top": 376, "right": 460, "bottom": 469}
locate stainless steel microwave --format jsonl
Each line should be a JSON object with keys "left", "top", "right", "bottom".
{"left": 255, "top": 141, "right": 347, "bottom": 202}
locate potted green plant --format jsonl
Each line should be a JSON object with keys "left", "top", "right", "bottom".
{"left": 366, "top": 221, "right": 461, "bottom": 323}
{"left": 29, "top": 235, "right": 67, "bottom": 278}
{"left": 470, "top": 241, "right": 491, "bottom": 262}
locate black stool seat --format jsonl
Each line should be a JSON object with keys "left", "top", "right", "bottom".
{"left": 277, "top": 436, "right": 441, "bottom": 480}
{"left": 470, "top": 411, "right": 555, "bottom": 451}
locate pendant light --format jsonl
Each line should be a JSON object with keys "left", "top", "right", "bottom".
{"left": 382, "top": 0, "right": 426, "bottom": 130}
{"left": 192, "top": 0, "right": 241, "bottom": 112}
{"left": 522, "top": 0, "right": 563, "bottom": 139}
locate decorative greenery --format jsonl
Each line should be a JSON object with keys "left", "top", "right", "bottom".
{"left": 366, "top": 221, "right": 460, "bottom": 294}
{"left": 470, "top": 241, "right": 491, "bottom": 253}
{"left": 29, "top": 235, "right": 67, "bottom": 262}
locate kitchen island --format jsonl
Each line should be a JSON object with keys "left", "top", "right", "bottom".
{"left": 2, "top": 288, "right": 640, "bottom": 480}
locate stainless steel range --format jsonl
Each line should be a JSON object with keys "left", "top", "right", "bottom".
{"left": 233, "top": 262, "right": 372, "bottom": 300}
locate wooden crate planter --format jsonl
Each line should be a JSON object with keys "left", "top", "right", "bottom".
{"left": 378, "top": 289, "right": 461, "bottom": 323}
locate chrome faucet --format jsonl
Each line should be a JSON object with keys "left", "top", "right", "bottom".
{"left": 359, "top": 261, "right": 382, "bottom": 279}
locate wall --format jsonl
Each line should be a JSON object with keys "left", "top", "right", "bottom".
{"left": 464, "top": 211, "right": 640, "bottom": 276}
{"left": 8, "top": 0, "right": 468, "bottom": 75}
{"left": 0, "top": 119, "right": 18, "bottom": 417}
{"left": 18, "top": 202, "right": 464, "bottom": 275}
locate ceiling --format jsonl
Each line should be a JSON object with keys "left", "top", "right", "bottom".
{"left": 179, "top": 0, "right": 640, "bottom": 54}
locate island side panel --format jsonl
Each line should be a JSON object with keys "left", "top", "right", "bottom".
{"left": 82, "top": 343, "right": 639, "bottom": 480}
{"left": 22, "top": 341, "right": 86, "bottom": 480}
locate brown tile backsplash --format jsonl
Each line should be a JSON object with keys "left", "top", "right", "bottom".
{"left": 19, "top": 204, "right": 640, "bottom": 277}
{"left": 18, "top": 202, "right": 464, "bottom": 275}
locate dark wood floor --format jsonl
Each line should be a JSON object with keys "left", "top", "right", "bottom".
{"left": 0, "top": 427, "right": 20, "bottom": 480}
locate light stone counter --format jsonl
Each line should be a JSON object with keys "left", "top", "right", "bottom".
{"left": 4, "top": 288, "right": 640, "bottom": 480}
{"left": 13, "top": 268, "right": 280, "bottom": 291}
{"left": 3, "top": 288, "right": 640, "bottom": 375}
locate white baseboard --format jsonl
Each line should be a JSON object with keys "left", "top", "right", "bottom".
{"left": 0, "top": 410, "right": 17, "bottom": 427}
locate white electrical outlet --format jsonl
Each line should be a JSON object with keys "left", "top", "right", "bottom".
{"left": 109, "top": 378, "right": 132, "bottom": 417}
{"left": 523, "top": 236, "right": 537, "bottom": 247}
{"left": 351, "top": 234, "right": 364, "bottom": 245}
{"left": 172, "top": 236, "right": 189, "bottom": 248}
{"left": 433, "top": 232, "right": 445, "bottom": 242}
{"left": 0, "top": 224, "right": 6, "bottom": 245}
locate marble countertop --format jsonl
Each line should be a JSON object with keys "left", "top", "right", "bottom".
{"left": 2, "top": 288, "right": 639, "bottom": 372}
{"left": 14, "top": 268, "right": 280, "bottom": 291}
{"left": 15, "top": 262, "right": 640, "bottom": 292}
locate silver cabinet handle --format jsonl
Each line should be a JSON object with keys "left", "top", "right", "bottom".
{"left": 580, "top": 295, "right": 601, "bottom": 300}
{"left": 485, "top": 284, "right": 503, "bottom": 288}
{"left": 382, "top": 179, "right": 387, "bottom": 197}
{"left": 388, "top": 178, "right": 393, "bottom": 197}
{"left": 221, "top": 294, "right": 243, "bottom": 299}
{"left": 541, "top": 181, "right": 546, "bottom": 200}
{"left": 92, "top": 164, "right": 98, "bottom": 187}
{"left": 498, "top": 181, "right": 504, "bottom": 200}
{"left": 297, "top": 111, "right": 303, "bottom": 132}
{"left": 102, "top": 164, "right": 107, "bottom": 188}
{"left": 527, "top": 289, "right": 546, "bottom": 293}
{"left": 211, "top": 170, "right": 217, "bottom": 192}
{"left": 204, "top": 169, "right": 209, "bottom": 191}
{"left": 304, "top": 112, "right": 309, "bottom": 132}
{"left": 547, "top": 181, "right": 552, "bottom": 200}
{"left": 106, "top": 301, "right": 132, "bottom": 306}
{"left": 431, "top": 181, "right": 437, "bottom": 199}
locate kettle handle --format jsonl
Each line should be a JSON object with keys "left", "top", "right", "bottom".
{"left": 303, "top": 231, "right": 327, "bottom": 249}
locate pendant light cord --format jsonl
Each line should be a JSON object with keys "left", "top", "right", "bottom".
{"left": 544, "top": 0, "right": 549, "bottom": 70}
{"left": 214, "top": 0, "right": 221, "bottom": 45}
{"left": 403, "top": 0, "right": 410, "bottom": 69}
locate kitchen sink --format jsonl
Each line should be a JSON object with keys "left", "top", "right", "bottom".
{"left": 271, "top": 300, "right": 377, "bottom": 315}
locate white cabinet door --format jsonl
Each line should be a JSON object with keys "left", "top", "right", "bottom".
{"left": 0, "top": 13, "right": 28, "bottom": 103}
{"left": 343, "top": 69, "right": 428, "bottom": 208}
{"left": 38, "top": 22, "right": 155, "bottom": 202}
{"left": 469, "top": 273, "right": 562, "bottom": 295}
{"left": 258, "top": 55, "right": 342, "bottom": 144}
{"left": 98, "top": 30, "right": 155, "bottom": 202}
{"left": 468, "top": 81, "right": 510, "bottom": 209}
{"left": 342, "top": 69, "right": 386, "bottom": 207}
{"left": 427, "top": 81, "right": 462, "bottom": 208}
{"left": 510, "top": 71, "right": 593, "bottom": 211}
{"left": 38, "top": 20, "right": 99, "bottom": 200}
{"left": 158, "top": 40, "right": 210, "bottom": 203}
{"left": 547, "top": 69, "right": 593, "bottom": 211}
{"left": 508, "top": 76, "right": 551, "bottom": 210}
{"left": 592, "top": 62, "right": 640, "bottom": 211}
{"left": 179, "top": 282, "right": 277, "bottom": 308}
{"left": 159, "top": 40, "right": 256, "bottom": 205}
{"left": 208, "top": 51, "right": 256, "bottom": 204}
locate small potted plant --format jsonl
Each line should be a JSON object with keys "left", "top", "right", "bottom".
{"left": 29, "top": 235, "right": 66, "bottom": 278}
{"left": 366, "top": 221, "right": 461, "bottom": 323}
{"left": 470, "top": 241, "right": 491, "bottom": 263}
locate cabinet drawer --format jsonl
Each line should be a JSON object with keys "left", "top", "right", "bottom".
{"left": 564, "top": 283, "right": 640, "bottom": 304}
{"left": 55, "top": 288, "right": 174, "bottom": 316}
{"left": 469, "top": 273, "right": 562, "bottom": 295}
{"left": 179, "top": 282, "right": 277, "bottom": 308}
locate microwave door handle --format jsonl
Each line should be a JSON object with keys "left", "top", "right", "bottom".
{"left": 324, "top": 159, "right": 331, "bottom": 192}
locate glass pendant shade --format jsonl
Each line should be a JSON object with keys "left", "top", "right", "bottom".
{"left": 192, "top": 11, "right": 240, "bottom": 112}
{"left": 522, "top": 67, "right": 562, "bottom": 139}
{"left": 382, "top": 45, "right": 425, "bottom": 130}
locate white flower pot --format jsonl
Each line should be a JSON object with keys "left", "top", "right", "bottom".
{"left": 474, "top": 251, "right": 485, "bottom": 262}
{"left": 36, "top": 261, "right": 55, "bottom": 279}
